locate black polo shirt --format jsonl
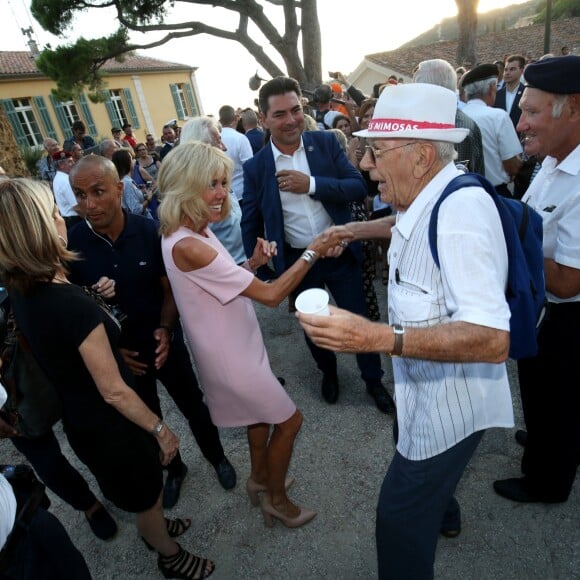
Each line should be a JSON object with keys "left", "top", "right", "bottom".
{"left": 68, "top": 211, "right": 165, "bottom": 358}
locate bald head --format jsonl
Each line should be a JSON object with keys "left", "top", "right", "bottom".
{"left": 70, "top": 154, "right": 119, "bottom": 183}
{"left": 69, "top": 155, "right": 124, "bottom": 235}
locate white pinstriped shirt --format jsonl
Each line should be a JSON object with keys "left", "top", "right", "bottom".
{"left": 388, "top": 163, "right": 514, "bottom": 460}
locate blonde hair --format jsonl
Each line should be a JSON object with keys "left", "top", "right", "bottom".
{"left": 0, "top": 178, "right": 78, "bottom": 293}
{"left": 303, "top": 114, "right": 319, "bottom": 131}
{"left": 157, "top": 141, "right": 233, "bottom": 236}
{"left": 328, "top": 128, "right": 347, "bottom": 152}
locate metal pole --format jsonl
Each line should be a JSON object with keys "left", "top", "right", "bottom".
{"left": 544, "top": 0, "right": 552, "bottom": 55}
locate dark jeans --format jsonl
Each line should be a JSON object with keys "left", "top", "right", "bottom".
{"left": 132, "top": 326, "right": 225, "bottom": 477}
{"left": 376, "top": 430, "right": 485, "bottom": 580}
{"left": 518, "top": 301, "right": 580, "bottom": 499}
{"left": 11, "top": 431, "right": 96, "bottom": 513}
{"left": 286, "top": 247, "right": 383, "bottom": 384}
{"left": 2, "top": 507, "right": 92, "bottom": 579}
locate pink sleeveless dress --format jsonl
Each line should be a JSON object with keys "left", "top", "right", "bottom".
{"left": 162, "top": 226, "right": 296, "bottom": 427}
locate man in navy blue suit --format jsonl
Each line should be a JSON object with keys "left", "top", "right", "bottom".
{"left": 241, "top": 76, "right": 394, "bottom": 414}
{"left": 494, "top": 54, "right": 525, "bottom": 130}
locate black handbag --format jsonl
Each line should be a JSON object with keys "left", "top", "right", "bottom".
{"left": 2, "top": 332, "right": 62, "bottom": 439}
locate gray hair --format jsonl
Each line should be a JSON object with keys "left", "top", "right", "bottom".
{"left": 552, "top": 94, "right": 569, "bottom": 119}
{"left": 241, "top": 109, "right": 258, "bottom": 127}
{"left": 413, "top": 59, "right": 457, "bottom": 92}
{"left": 432, "top": 141, "right": 458, "bottom": 164}
{"left": 99, "top": 139, "right": 119, "bottom": 159}
{"left": 180, "top": 116, "right": 220, "bottom": 145}
{"left": 403, "top": 141, "right": 457, "bottom": 164}
{"left": 464, "top": 77, "right": 497, "bottom": 100}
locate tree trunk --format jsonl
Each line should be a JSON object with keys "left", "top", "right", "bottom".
{"left": 300, "top": 0, "right": 322, "bottom": 90}
{"left": 456, "top": 0, "right": 479, "bottom": 68}
{"left": 0, "top": 107, "right": 29, "bottom": 176}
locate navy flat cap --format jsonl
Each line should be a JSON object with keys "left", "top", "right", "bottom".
{"left": 524, "top": 55, "right": 580, "bottom": 94}
{"left": 460, "top": 63, "right": 499, "bottom": 87}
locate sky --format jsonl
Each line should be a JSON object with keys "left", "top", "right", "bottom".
{"left": 1, "top": 0, "right": 530, "bottom": 115}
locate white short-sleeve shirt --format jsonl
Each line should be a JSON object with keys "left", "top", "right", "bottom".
{"left": 388, "top": 163, "right": 514, "bottom": 460}
{"left": 522, "top": 145, "right": 580, "bottom": 304}
{"left": 463, "top": 99, "right": 522, "bottom": 186}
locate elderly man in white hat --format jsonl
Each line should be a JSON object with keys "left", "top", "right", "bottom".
{"left": 298, "top": 83, "right": 515, "bottom": 579}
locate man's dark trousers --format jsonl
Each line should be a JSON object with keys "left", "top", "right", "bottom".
{"left": 376, "top": 430, "right": 484, "bottom": 579}
{"left": 286, "top": 246, "right": 383, "bottom": 383}
{"left": 518, "top": 301, "right": 580, "bottom": 499}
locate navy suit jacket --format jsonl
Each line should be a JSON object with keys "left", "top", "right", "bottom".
{"left": 241, "top": 131, "right": 366, "bottom": 275}
{"left": 494, "top": 82, "right": 524, "bottom": 129}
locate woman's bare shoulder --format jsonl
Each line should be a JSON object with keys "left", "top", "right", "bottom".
{"left": 172, "top": 234, "right": 218, "bottom": 272}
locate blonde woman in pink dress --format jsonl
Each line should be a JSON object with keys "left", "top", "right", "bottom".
{"left": 158, "top": 142, "right": 351, "bottom": 529}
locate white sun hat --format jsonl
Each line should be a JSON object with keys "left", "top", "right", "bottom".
{"left": 354, "top": 83, "right": 469, "bottom": 144}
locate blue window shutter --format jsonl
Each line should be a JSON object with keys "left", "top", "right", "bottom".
{"left": 33, "top": 96, "right": 58, "bottom": 141}
{"left": 78, "top": 94, "right": 97, "bottom": 136}
{"left": 102, "top": 92, "right": 118, "bottom": 126}
{"left": 123, "top": 88, "right": 140, "bottom": 128}
{"left": 170, "top": 84, "right": 185, "bottom": 120}
{"left": 1, "top": 99, "right": 29, "bottom": 147}
{"left": 49, "top": 95, "right": 70, "bottom": 136}
{"left": 185, "top": 83, "right": 198, "bottom": 117}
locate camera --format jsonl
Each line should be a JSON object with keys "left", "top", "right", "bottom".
{"left": 328, "top": 71, "right": 339, "bottom": 79}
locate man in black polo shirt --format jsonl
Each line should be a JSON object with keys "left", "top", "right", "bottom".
{"left": 67, "top": 155, "right": 236, "bottom": 508}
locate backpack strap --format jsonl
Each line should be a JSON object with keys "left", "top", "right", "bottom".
{"left": 428, "top": 173, "right": 498, "bottom": 268}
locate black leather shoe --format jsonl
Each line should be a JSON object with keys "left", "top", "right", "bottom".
{"left": 214, "top": 458, "right": 236, "bottom": 490}
{"left": 163, "top": 463, "right": 188, "bottom": 509}
{"left": 366, "top": 382, "right": 396, "bottom": 414}
{"left": 85, "top": 504, "right": 118, "bottom": 540}
{"left": 515, "top": 429, "right": 528, "bottom": 447}
{"left": 493, "top": 477, "right": 567, "bottom": 504}
{"left": 321, "top": 372, "right": 339, "bottom": 404}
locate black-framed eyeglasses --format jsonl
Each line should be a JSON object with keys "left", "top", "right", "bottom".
{"left": 364, "top": 142, "right": 414, "bottom": 164}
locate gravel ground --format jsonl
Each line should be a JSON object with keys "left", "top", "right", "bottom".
{"left": 1, "top": 279, "right": 578, "bottom": 579}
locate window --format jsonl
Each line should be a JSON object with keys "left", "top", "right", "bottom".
{"left": 108, "top": 90, "right": 129, "bottom": 127}
{"left": 60, "top": 101, "right": 81, "bottom": 128}
{"left": 103, "top": 89, "right": 139, "bottom": 129}
{"left": 170, "top": 83, "right": 198, "bottom": 120}
{"left": 175, "top": 84, "right": 189, "bottom": 116}
{"left": 12, "top": 98, "right": 43, "bottom": 146}
{"left": 50, "top": 94, "right": 97, "bottom": 138}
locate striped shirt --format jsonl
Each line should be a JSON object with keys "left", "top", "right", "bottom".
{"left": 388, "top": 163, "right": 514, "bottom": 460}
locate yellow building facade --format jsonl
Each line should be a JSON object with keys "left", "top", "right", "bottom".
{"left": 0, "top": 51, "right": 203, "bottom": 148}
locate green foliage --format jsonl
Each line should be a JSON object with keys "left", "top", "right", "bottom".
{"left": 30, "top": 0, "right": 79, "bottom": 36}
{"left": 19, "top": 145, "right": 44, "bottom": 176}
{"left": 31, "top": 0, "right": 169, "bottom": 35}
{"left": 121, "top": 0, "right": 169, "bottom": 24}
{"left": 35, "top": 30, "right": 130, "bottom": 102}
{"left": 535, "top": 0, "right": 580, "bottom": 23}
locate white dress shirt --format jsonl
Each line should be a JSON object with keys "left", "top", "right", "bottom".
{"left": 221, "top": 127, "right": 253, "bottom": 201}
{"left": 52, "top": 171, "right": 78, "bottom": 217}
{"left": 270, "top": 139, "right": 333, "bottom": 249}
{"left": 388, "top": 163, "right": 513, "bottom": 460}
{"left": 463, "top": 99, "right": 522, "bottom": 186}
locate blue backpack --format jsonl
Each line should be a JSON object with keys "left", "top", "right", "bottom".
{"left": 428, "top": 173, "right": 546, "bottom": 359}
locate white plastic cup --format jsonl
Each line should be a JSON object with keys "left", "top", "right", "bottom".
{"left": 295, "top": 288, "right": 330, "bottom": 316}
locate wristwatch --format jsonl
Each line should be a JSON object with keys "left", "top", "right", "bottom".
{"left": 391, "top": 324, "right": 405, "bottom": 357}
{"left": 151, "top": 420, "right": 165, "bottom": 436}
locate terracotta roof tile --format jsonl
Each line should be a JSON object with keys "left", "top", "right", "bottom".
{"left": 0, "top": 51, "right": 193, "bottom": 78}
{"left": 366, "top": 18, "right": 580, "bottom": 77}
